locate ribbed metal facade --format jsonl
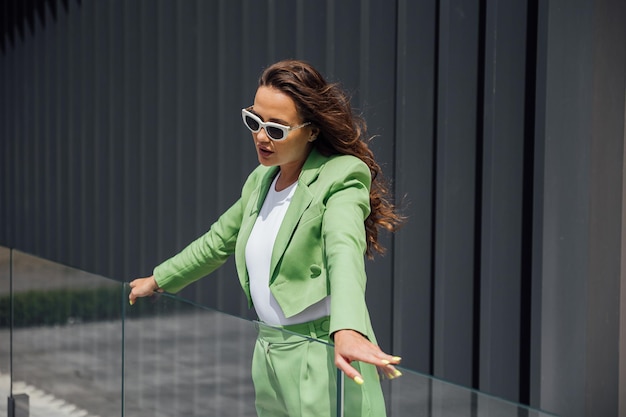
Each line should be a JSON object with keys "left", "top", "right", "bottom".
{"left": 1, "top": 1, "right": 625, "bottom": 417}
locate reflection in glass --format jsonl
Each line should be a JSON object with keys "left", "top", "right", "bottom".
{"left": 385, "top": 366, "right": 558, "bottom": 417}
{"left": 123, "top": 292, "right": 258, "bottom": 417}
{"left": 8, "top": 250, "right": 123, "bottom": 417}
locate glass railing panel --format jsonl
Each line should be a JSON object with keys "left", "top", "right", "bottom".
{"left": 9, "top": 250, "right": 124, "bottom": 417}
{"left": 123, "top": 291, "right": 258, "bottom": 417}
{"left": 384, "top": 367, "right": 558, "bottom": 417}
{"left": 0, "top": 246, "right": 10, "bottom": 417}
{"left": 1, "top": 248, "right": 558, "bottom": 417}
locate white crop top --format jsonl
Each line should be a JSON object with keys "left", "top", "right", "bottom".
{"left": 245, "top": 174, "right": 330, "bottom": 325}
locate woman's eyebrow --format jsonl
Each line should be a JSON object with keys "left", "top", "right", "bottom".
{"left": 268, "top": 117, "right": 290, "bottom": 125}
{"left": 250, "top": 108, "right": 291, "bottom": 125}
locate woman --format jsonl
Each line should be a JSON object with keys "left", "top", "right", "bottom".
{"left": 129, "top": 59, "right": 404, "bottom": 417}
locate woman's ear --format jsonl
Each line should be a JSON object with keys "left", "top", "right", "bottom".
{"left": 309, "top": 127, "right": 320, "bottom": 142}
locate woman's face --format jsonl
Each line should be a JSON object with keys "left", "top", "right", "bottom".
{"left": 248, "top": 86, "right": 316, "bottom": 175}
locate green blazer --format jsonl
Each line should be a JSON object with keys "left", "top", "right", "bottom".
{"left": 153, "top": 148, "right": 377, "bottom": 341}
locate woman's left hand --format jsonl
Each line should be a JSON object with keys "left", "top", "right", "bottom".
{"left": 128, "top": 275, "right": 163, "bottom": 305}
{"left": 333, "top": 329, "right": 402, "bottom": 385}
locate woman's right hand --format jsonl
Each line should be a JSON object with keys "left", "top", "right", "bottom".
{"left": 128, "top": 275, "right": 162, "bottom": 305}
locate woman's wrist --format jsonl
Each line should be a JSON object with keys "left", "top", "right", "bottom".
{"left": 152, "top": 276, "right": 161, "bottom": 291}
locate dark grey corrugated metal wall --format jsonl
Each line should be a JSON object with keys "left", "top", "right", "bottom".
{"left": 2, "top": 1, "right": 625, "bottom": 417}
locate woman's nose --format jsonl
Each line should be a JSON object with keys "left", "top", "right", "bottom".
{"left": 255, "top": 127, "right": 271, "bottom": 142}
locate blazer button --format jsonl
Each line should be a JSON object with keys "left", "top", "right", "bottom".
{"left": 310, "top": 265, "right": 322, "bottom": 278}
{"left": 320, "top": 318, "right": 330, "bottom": 332}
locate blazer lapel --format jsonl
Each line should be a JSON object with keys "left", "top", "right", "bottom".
{"left": 268, "top": 182, "right": 314, "bottom": 283}
{"left": 268, "top": 149, "right": 325, "bottom": 283}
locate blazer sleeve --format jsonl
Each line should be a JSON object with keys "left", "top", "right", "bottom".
{"left": 322, "top": 157, "right": 376, "bottom": 341}
{"left": 152, "top": 198, "right": 243, "bottom": 294}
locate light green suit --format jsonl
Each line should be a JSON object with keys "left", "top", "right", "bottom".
{"left": 153, "top": 147, "right": 377, "bottom": 342}
{"left": 154, "top": 147, "right": 386, "bottom": 416}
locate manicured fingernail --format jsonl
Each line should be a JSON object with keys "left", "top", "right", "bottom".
{"left": 381, "top": 359, "right": 390, "bottom": 365}
{"left": 354, "top": 376, "right": 364, "bottom": 385}
{"left": 394, "top": 369, "right": 403, "bottom": 378}
{"left": 392, "top": 356, "right": 402, "bottom": 362}
{"left": 129, "top": 299, "right": 134, "bottom": 306}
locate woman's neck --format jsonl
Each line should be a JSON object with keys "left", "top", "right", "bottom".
{"left": 275, "top": 147, "right": 312, "bottom": 191}
{"left": 275, "top": 170, "right": 299, "bottom": 191}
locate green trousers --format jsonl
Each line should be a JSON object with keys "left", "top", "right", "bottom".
{"left": 252, "top": 316, "right": 387, "bottom": 417}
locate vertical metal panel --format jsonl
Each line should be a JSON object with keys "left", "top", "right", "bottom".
{"left": 294, "top": 1, "right": 328, "bottom": 64}
{"left": 21, "top": 22, "right": 35, "bottom": 254}
{"left": 529, "top": 1, "right": 548, "bottom": 406}
{"left": 240, "top": 1, "right": 270, "bottom": 92}
{"left": 156, "top": 0, "right": 177, "bottom": 263}
{"left": 1, "top": 39, "right": 9, "bottom": 244}
{"left": 138, "top": 2, "right": 159, "bottom": 271}
{"left": 364, "top": 0, "right": 398, "bottom": 353}
{"left": 13, "top": 28, "right": 19, "bottom": 250}
{"left": 621, "top": 69, "right": 626, "bottom": 417}
{"left": 15, "top": 23, "right": 26, "bottom": 251}
{"left": 0, "top": 35, "right": 11, "bottom": 246}
{"left": 394, "top": 0, "right": 437, "bottom": 374}
{"left": 66, "top": 0, "right": 82, "bottom": 269}
{"left": 331, "top": 0, "right": 362, "bottom": 101}
{"left": 478, "top": 0, "right": 528, "bottom": 401}
{"left": 189, "top": 0, "right": 228, "bottom": 309}
{"left": 80, "top": 0, "right": 96, "bottom": 270}
{"left": 55, "top": 1, "right": 70, "bottom": 266}
{"left": 43, "top": 4, "right": 58, "bottom": 262}
{"left": 0, "top": 41, "right": 5, "bottom": 245}
{"left": 9, "top": 37, "right": 17, "bottom": 248}
{"left": 122, "top": 0, "right": 142, "bottom": 278}
{"left": 212, "top": 0, "right": 251, "bottom": 315}
{"left": 32, "top": 14, "right": 43, "bottom": 257}
{"left": 538, "top": 0, "right": 593, "bottom": 416}
{"left": 267, "top": 0, "right": 298, "bottom": 61}
{"left": 586, "top": 0, "right": 625, "bottom": 415}
{"left": 93, "top": 0, "right": 110, "bottom": 274}
{"left": 107, "top": 0, "right": 125, "bottom": 276}
{"left": 432, "top": 0, "right": 481, "bottom": 386}
{"left": 175, "top": 0, "right": 199, "bottom": 249}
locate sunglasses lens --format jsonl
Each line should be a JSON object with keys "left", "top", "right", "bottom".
{"left": 244, "top": 115, "right": 260, "bottom": 132}
{"left": 266, "top": 126, "right": 286, "bottom": 140}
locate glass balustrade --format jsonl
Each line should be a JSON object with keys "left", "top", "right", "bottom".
{"left": 0, "top": 247, "right": 557, "bottom": 417}
{"left": 3, "top": 250, "right": 123, "bottom": 417}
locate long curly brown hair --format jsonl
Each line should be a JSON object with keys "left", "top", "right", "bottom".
{"left": 259, "top": 59, "right": 404, "bottom": 258}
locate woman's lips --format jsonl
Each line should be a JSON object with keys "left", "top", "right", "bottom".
{"left": 258, "top": 147, "right": 273, "bottom": 158}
